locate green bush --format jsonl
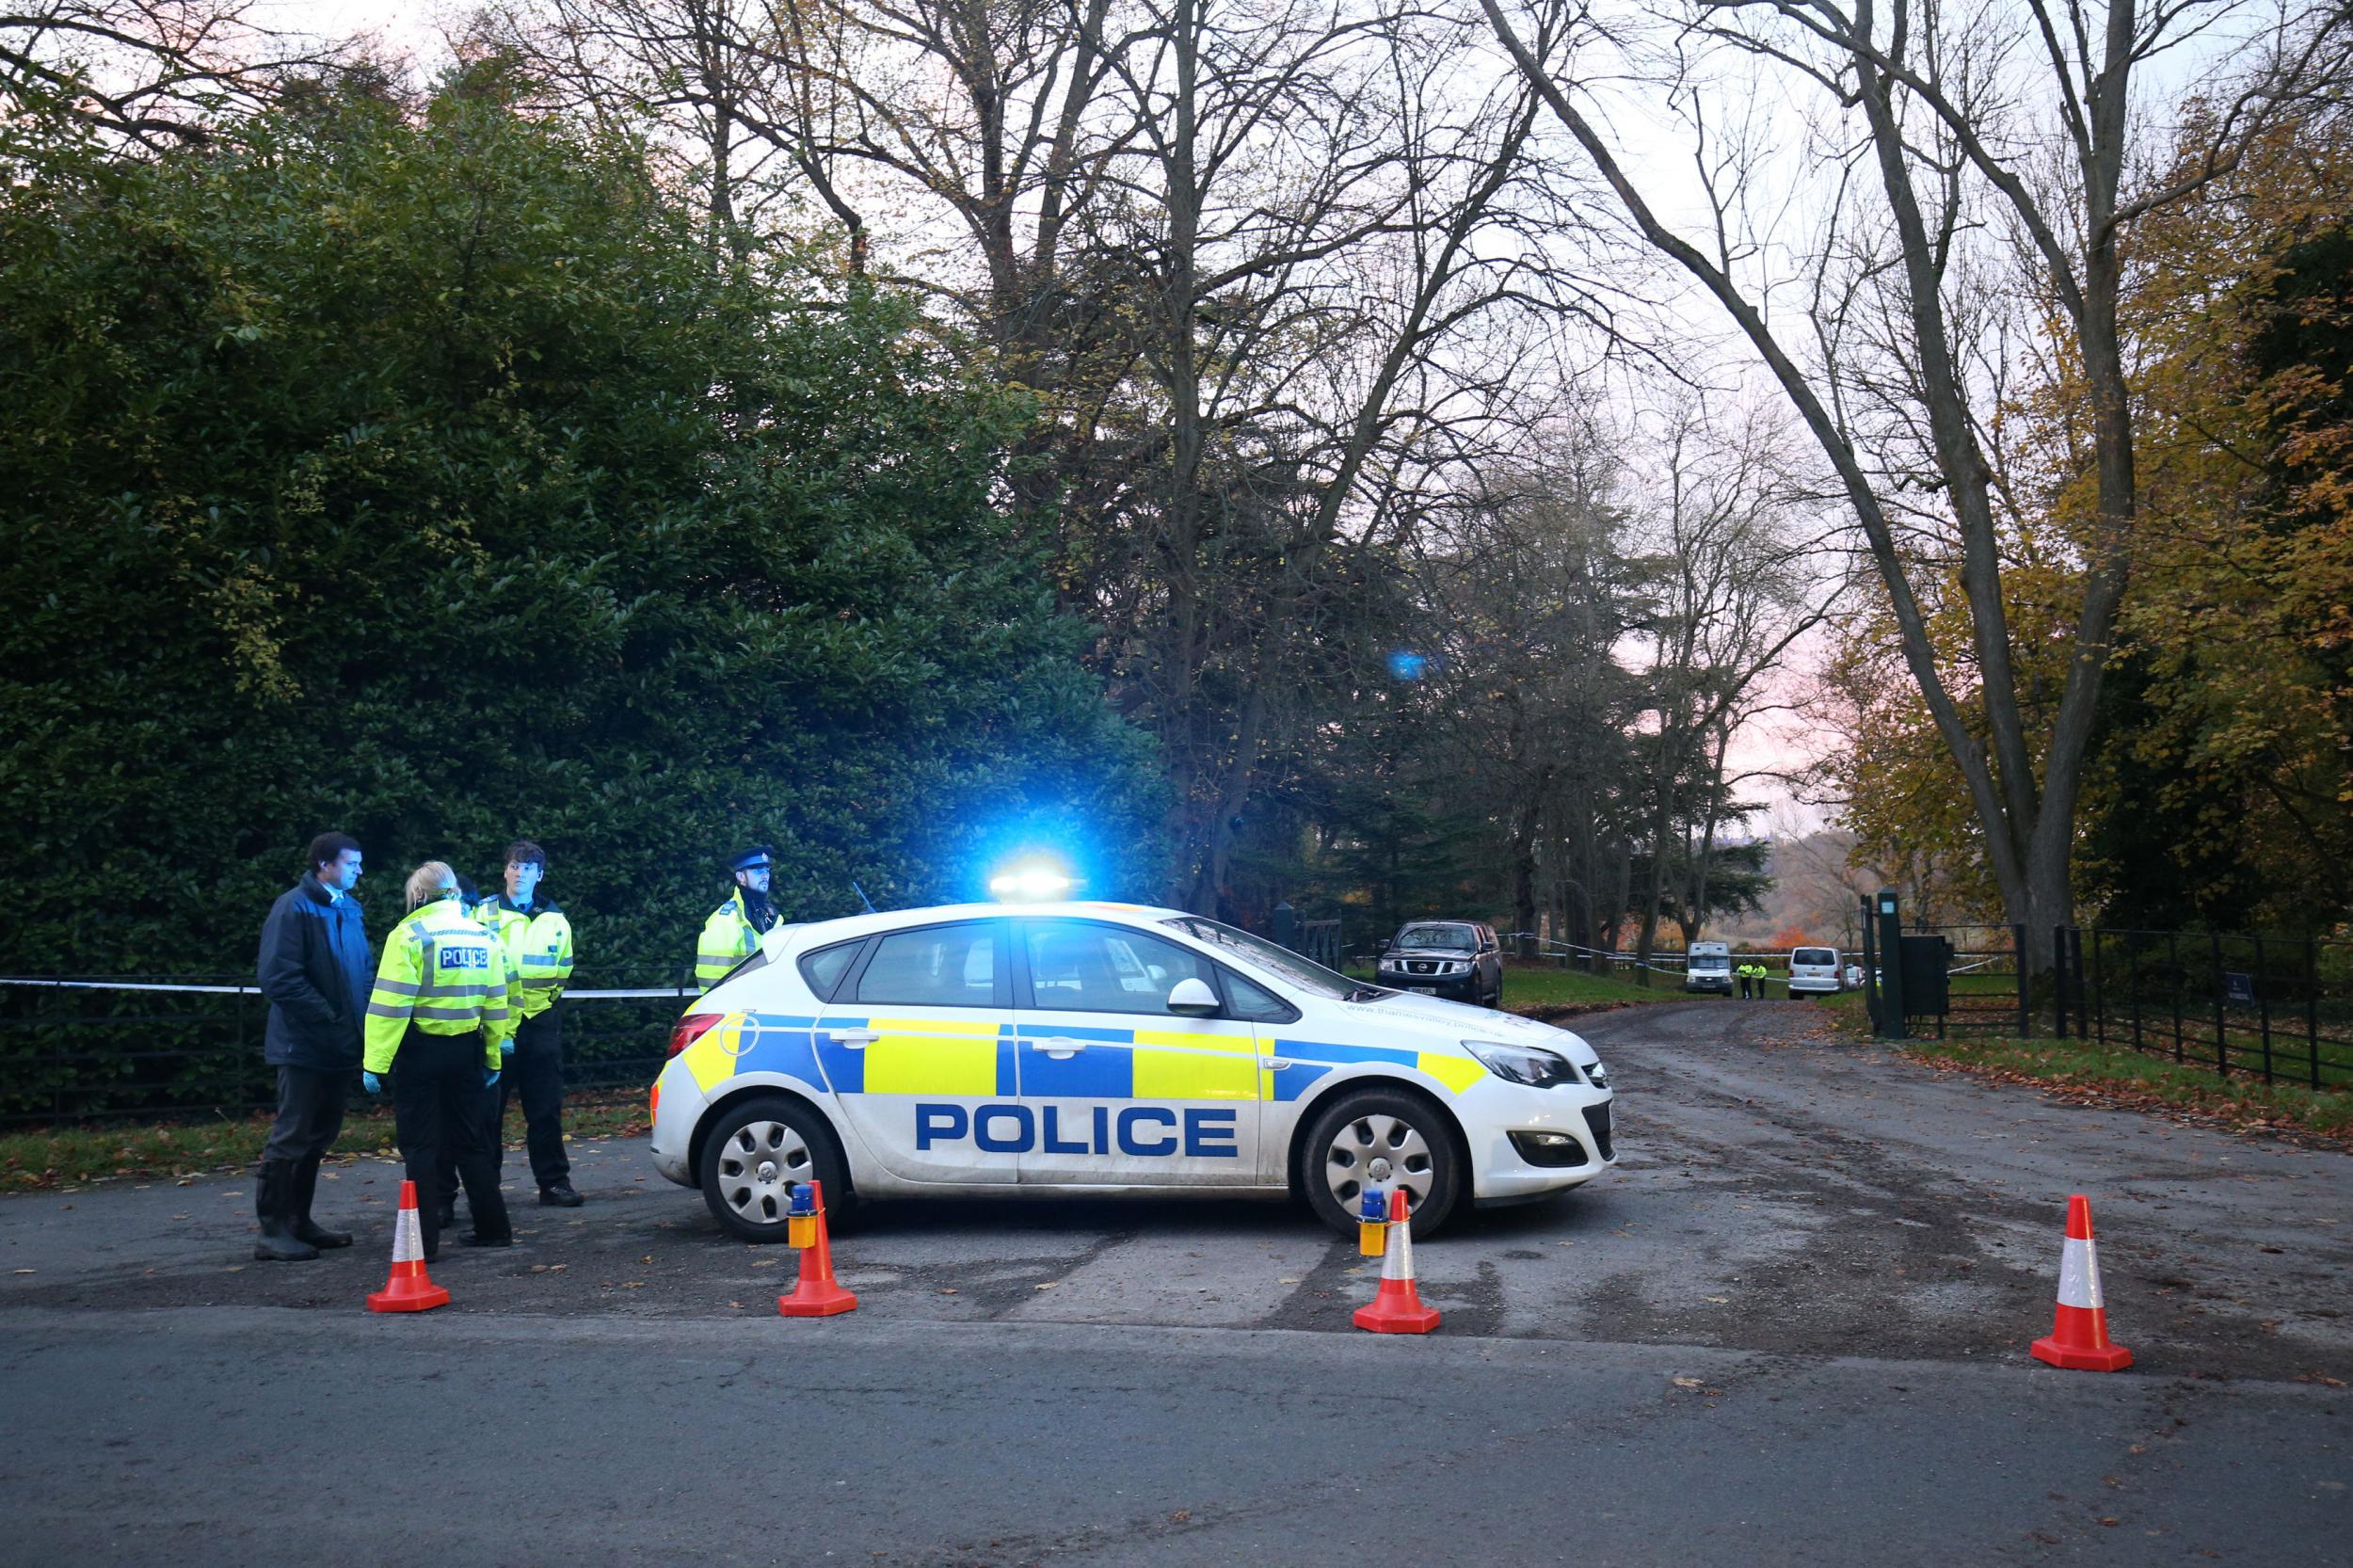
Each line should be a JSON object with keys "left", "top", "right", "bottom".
{"left": 0, "top": 85, "right": 1165, "bottom": 1003}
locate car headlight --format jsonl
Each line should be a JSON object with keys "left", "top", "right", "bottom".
{"left": 1585, "top": 1059, "right": 1609, "bottom": 1091}
{"left": 1462, "top": 1039, "right": 1578, "bottom": 1088}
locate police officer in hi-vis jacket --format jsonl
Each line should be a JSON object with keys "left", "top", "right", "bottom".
{"left": 696, "top": 844, "right": 780, "bottom": 992}
{"left": 364, "top": 861, "right": 519, "bottom": 1262}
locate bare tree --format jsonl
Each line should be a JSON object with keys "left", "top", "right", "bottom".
{"left": 1090, "top": 0, "right": 1651, "bottom": 908}
{"left": 3, "top": 0, "right": 349, "bottom": 147}
{"left": 1481, "top": 0, "right": 2353, "bottom": 968}
{"left": 1622, "top": 396, "right": 1817, "bottom": 977}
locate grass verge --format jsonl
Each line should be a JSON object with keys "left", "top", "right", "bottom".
{"left": 0, "top": 1090, "right": 654, "bottom": 1193}
{"left": 1346, "top": 961, "right": 1693, "bottom": 1013}
{"left": 1902, "top": 1032, "right": 2353, "bottom": 1143}
{"left": 1500, "top": 962, "right": 1692, "bottom": 1013}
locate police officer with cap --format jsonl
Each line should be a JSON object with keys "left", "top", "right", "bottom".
{"left": 696, "top": 845, "right": 780, "bottom": 992}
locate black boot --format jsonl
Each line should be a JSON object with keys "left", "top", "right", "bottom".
{"left": 289, "top": 1156, "right": 351, "bottom": 1249}
{"left": 252, "top": 1161, "right": 318, "bottom": 1262}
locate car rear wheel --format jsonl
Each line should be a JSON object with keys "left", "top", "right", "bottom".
{"left": 697, "top": 1096, "right": 849, "bottom": 1243}
{"left": 1299, "top": 1087, "right": 1462, "bottom": 1238}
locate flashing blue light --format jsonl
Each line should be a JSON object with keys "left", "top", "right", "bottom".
{"left": 989, "top": 856, "right": 1077, "bottom": 904}
{"left": 1387, "top": 649, "right": 1428, "bottom": 680}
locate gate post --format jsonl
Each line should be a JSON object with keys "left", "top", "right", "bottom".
{"left": 1873, "top": 890, "right": 1906, "bottom": 1040}
{"left": 2211, "top": 931, "right": 2229, "bottom": 1076}
{"left": 2014, "top": 924, "right": 2030, "bottom": 1039}
{"left": 2051, "top": 926, "right": 2069, "bottom": 1039}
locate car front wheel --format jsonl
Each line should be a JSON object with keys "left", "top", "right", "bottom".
{"left": 697, "top": 1096, "right": 850, "bottom": 1242}
{"left": 1299, "top": 1087, "right": 1463, "bottom": 1238}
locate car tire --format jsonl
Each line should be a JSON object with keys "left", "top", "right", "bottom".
{"left": 697, "top": 1095, "right": 850, "bottom": 1243}
{"left": 1298, "top": 1086, "right": 1463, "bottom": 1239}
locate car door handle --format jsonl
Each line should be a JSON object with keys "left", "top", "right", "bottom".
{"left": 828, "top": 1030, "right": 878, "bottom": 1048}
{"left": 1029, "top": 1038, "right": 1088, "bottom": 1057}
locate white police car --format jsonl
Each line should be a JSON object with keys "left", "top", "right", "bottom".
{"left": 648, "top": 903, "right": 1616, "bottom": 1238}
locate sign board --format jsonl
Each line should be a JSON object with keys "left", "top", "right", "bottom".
{"left": 2224, "top": 971, "right": 2255, "bottom": 1005}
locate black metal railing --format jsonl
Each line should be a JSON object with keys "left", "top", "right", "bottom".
{"left": 2058, "top": 929, "right": 2352, "bottom": 1091}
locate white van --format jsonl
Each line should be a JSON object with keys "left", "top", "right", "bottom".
{"left": 1788, "top": 946, "right": 1842, "bottom": 997}
{"left": 1685, "top": 941, "right": 1733, "bottom": 994}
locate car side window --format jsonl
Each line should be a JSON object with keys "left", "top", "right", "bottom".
{"left": 854, "top": 923, "right": 1001, "bottom": 1008}
{"left": 1219, "top": 967, "right": 1295, "bottom": 1023}
{"left": 1022, "top": 920, "right": 1217, "bottom": 1016}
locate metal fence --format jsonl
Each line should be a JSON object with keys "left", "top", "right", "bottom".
{"left": 1858, "top": 917, "right": 2353, "bottom": 1092}
{"left": 0, "top": 974, "right": 694, "bottom": 1128}
{"left": 2060, "top": 929, "right": 2353, "bottom": 1091}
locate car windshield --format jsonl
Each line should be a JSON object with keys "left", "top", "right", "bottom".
{"left": 1160, "top": 916, "right": 1369, "bottom": 1000}
{"left": 1691, "top": 953, "right": 1729, "bottom": 969}
{"left": 1395, "top": 924, "right": 1477, "bottom": 951}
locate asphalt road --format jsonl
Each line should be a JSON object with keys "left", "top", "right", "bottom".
{"left": 3, "top": 1000, "right": 2347, "bottom": 1566}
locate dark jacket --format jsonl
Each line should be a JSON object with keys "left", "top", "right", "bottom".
{"left": 257, "top": 873, "right": 372, "bottom": 1069}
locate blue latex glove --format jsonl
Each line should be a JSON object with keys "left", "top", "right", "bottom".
{"left": 361, "top": 1071, "right": 382, "bottom": 1096}
{"left": 501, "top": 1040, "right": 515, "bottom": 1058}
{"left": 485, "top": 1068, "right": 501, "bottom": 1088}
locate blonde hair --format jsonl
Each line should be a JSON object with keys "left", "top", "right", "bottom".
{"left": 406, "top": 860, "right": 457, "bottom": 911}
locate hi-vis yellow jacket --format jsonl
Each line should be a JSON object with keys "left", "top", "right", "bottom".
{"left": 696, "top": 888, "right": 769, "bottom": 992}
{"left": 364, "top": 893, "right": 520, "bottom": 1072}
{"left": 475, "top": 895, "right": 573, "bottom": 1020}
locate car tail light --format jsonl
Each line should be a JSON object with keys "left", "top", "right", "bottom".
{"left": 667, "top": 1013, "right": 723, "bottom": 1059}
{"left": 648, "top": 1080, "right": 662, "bottom": 1121}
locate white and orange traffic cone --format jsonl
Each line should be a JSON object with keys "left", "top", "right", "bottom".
{"left": 1353, "top": 1188, "right": 1440, "bottom": 1335}
{"left": 366, "top": 1179, "right": 450, "bottom": 1314}
{"left": 776, "top": 1178, "right": 857, "bottom": 1318}
{"left": 2030, "top": 1194, "right": 2132, "bottom": 1371}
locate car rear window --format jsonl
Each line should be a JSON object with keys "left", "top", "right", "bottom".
{"left": 1794, "top": 948, "right": 1836, "bottom": 967}
{"left": 797, "top": 939, "right": 865, "bottom": 1001}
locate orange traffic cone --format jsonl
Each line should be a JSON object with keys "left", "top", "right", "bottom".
{"left": 776, "top": 1178, "right": 857, "bottom": 1318}
{"left": 1353, "top": 1188, "right": 1440, "bottom": 1335}
{"left": 366, "top": 1179, "right": 450, "bottom": 1314}
{"left": 2030, "top": 1194, "right": 2132, "bottom": 1371}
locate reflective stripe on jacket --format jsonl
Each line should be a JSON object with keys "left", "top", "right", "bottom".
{"left": 696, "top": 888, "right": 762, "bottom": 992}
{"left": 478, "top": 896, "right": 573, "bottom": 1019}
{"left": 363, "top": 894, "right": 520, "bottom": 1072}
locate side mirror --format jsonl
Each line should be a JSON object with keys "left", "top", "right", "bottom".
{"left": 1166, "top": 977, "right": 1220, "bottom": 1017}
{"left": 1374, "top": 938, "right": 1392, "bottom": 954}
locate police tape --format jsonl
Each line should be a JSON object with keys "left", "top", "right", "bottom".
{"left": 0, "top": 978, "right": 689, "bottom": 1000}
{"left": 1497, "top": 934, "right": 2009, "bottom": 979}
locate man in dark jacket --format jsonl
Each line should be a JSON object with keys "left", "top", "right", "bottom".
{"left": 252, "top": 831, "right": 372, "bottom": 1262}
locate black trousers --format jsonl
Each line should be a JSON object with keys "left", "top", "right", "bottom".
{"left": 440, "top": 1005, "right": 568, "bottom": 1205}
{"left": 503, "top": 1006, "right": 569, "bottom": 1186}
{"left": 262, "top": 1064, "right": 346, "bottom": 1165}
{"left": 392, "top": 1028, "right": 510, "bottom": 1256}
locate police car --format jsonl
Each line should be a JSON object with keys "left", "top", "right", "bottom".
{"left": 648, "top": 903, "right": 1616, "bottom": 1238}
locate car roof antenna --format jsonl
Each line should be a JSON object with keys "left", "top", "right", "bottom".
{"left": 850, "top": 880, "right": 879, "bottom": 915}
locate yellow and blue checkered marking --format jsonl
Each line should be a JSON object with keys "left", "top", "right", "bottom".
{"left": 691, "top": 1014, "right": 1486, "bottom": 1102}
